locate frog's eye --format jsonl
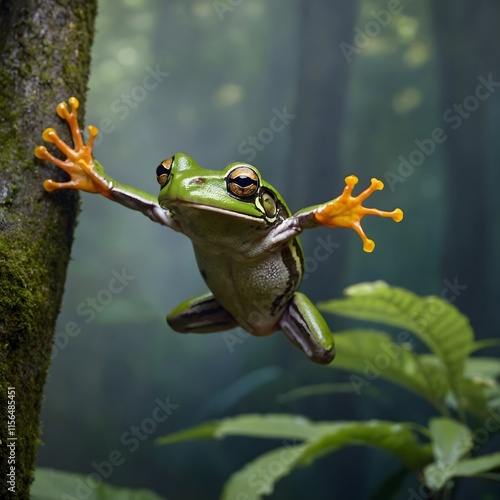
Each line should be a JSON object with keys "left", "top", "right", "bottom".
{"left": 226, "top": 166, "right": 260, "bottom": 199}
{"left": 156, "top": 157, "right": 174, "bottom": 187}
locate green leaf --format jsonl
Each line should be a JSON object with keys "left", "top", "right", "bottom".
{"left": 221, "top": 444, "right": 308, "bottom": 500}
{"left": 220, "top": 420, "right": 432, "bottom": 500}
{"left": 429, "top": 418, "right": 472, "bottom": 467}
{"left": 424, "top": 452, "right": 500, "bottom": 490}
{"left": 424, "top": 417, "right": 474, "bottom": 490}
{"left": 445, "top": 357, "right": 500, "bottom": 419}
{"left": 299, "top": 421, "right": 431, "bottom": 470}
{"left": 470, "top": 338, "right": 500, "bottom": 353}
{"left": 160, "top": 415, "right": 431, "bottom": 499}
{"left": 319, "top": 282, "right": 474, "bottom": 403}
{"left": 464, "top": 357, "right": 500, "bottom": 380}
{"left": 31, "top": 468, "right": 166, "bottom": 500}
{"left": 449, "top": 378, "right": 490, "bottom": 419}
{"left": 156, "top": 421, "right": 219, "bottom": 445}
{"left": 328, "top": 330, "right": 449, "bottom": 411}
{"left": 485, "top": 386, "right": 500, "bottom": 409}
{"left": 454, "top": 452, "right": 500, "bottom": 476}
{"left": 157, "top": 414, "right": 323, "bottom": 445}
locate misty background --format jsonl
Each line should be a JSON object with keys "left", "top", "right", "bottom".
{"left": 36, "top": 1, "right": 500, "bottom": 499}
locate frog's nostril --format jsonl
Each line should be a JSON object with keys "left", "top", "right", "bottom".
{"left": 190, "top": 177, "right": 204, "bottom": 186}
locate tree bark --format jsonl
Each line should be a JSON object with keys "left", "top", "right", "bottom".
{"left": 0, "top": 1, "right": 96, "bottom": 497}
{"left": 430, "top": 0, "right": 500, "bottom": 337}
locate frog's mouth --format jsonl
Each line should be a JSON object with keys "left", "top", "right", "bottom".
{"left": 162, "top": 199, "right": 268, "bottom": 226}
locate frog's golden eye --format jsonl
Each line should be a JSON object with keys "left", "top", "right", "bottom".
{"left": 156, "top": 157, "right": 174, "bottom": 187}
{"left": 226, "top": 166, "right": 259, "bottom": 199}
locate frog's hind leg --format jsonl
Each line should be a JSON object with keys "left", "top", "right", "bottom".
{"left": 279, "top": 293, "right": 335, "bottom": 365}
{"left": 167, "top": 292, "right": 239, "bottom": 333}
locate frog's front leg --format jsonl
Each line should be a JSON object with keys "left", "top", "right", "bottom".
{"left": 268, "top": 175, "right": 403, "bottom": 253}
{"left": 35, "top": 97, "right": 178, "bottom": 229}
{"left": 279, "top": 293, "right": 334, "bottom": 365}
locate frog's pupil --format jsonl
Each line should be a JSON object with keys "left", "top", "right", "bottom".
{"left": 235, "top": 175, "right": 256, "bottom": 187}
{"left": 156, "top": 164, "right": 168, "bottom": 176}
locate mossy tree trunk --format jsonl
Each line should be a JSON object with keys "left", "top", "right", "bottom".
{"left": 0, "top": 1, "right": 97, "bottom": 498}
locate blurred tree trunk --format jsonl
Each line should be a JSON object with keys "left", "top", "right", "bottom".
{"left": 0, "top": 1, "right": 96, "bottom": 498}
{"left": 287, "top": 0, "right": 359, "bottom": 302}
{"left": 430, "top": 1, "right": 500, "bottom": 337}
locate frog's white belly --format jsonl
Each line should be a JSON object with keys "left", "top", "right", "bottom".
{"left": 193, "top": 242, "right": 302, "bottom": 335}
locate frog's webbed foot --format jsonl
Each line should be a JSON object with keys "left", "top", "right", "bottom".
{"left": 314, "top": 176, "right": 403, "bottom": 252}
{"left": 34, "top": 97, "right": 112, "bottom": 198}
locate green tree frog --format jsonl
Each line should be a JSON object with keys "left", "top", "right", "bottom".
{"left": 35, "top": 98, "right": 403, "bottom": 364}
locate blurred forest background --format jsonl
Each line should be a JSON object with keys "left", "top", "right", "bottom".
{"left": 36, "top": 0, "right": 500, "bottom": 499}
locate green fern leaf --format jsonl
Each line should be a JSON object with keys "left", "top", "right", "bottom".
{"left": 318, "top": 282, "right": 474, "bottom": 397}
{"left": 329, "top": 330, "right": 449, "bottom": 411}
{"left": 218, "top": 419, "right": 431, "bottom": 499}
{"left": 157, "top": 414, "right": 323, "bottom": 445}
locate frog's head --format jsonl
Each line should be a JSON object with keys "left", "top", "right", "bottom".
{"left": 156, "top": 153, "right": 289, "bottom": 234}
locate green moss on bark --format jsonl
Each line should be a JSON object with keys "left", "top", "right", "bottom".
{"left": 0, "top": 1, "right": 97, "bottom": 498}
